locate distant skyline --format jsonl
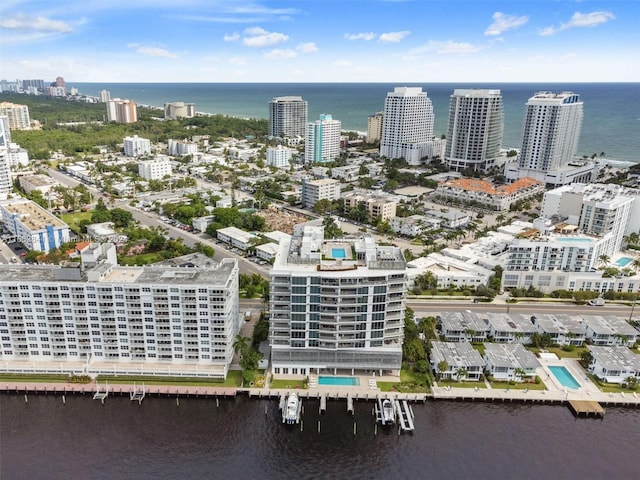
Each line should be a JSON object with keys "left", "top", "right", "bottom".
{"left": 1, "top": 1, "right": 638, "bottom": 83}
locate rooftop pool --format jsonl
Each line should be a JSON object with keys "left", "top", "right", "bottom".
{"left": 548, "top": 366, "right": 581, "bottom": 389}
{"left": 331, "top": 248, "right": 347, "bottom": 259}
{"left": 318, "top": 376, "right": 360, "bottom": 386}
{"left": 556, "top": 237, "right": 592, "bottom": 242}
{"left": 615, "top": 257, "right": 633, "bottom": 267}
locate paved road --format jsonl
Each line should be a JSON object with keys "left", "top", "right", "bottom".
{"left": 45, "top": 168, "right": 269, "bottom": 277}
{"left": 407, "top": 300, "right": 636, "bottom": 318}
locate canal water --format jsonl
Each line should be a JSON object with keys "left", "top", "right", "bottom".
{"left": 1, "top": 393, "right": 638, "bottom": 479}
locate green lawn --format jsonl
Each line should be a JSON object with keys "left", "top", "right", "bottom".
{"left": 118, "top": 252, "right": 164, "bottom": 265}
{"left": 96, "top": 370, "right": 242, "bottom": 387}
{"left": 529, "top": 346, "right": 588, "bottom": 359}
{"left": 377, "top": 368, "right": 431, "bottom": 393}
{"left": 587, "top": 374, "right": 638, "bottom": 393}
{"left": 489, "top": 381, "right": 546, "bottom": 390}
{"left": 0, "top": 373, "right": 70, "bottom": 383}
{"left": 439, "top": 379, "right": 487, "bottom": 389}
{"left": 60, "top": 211, "right": 92, "bottom": 233}
{"left": 269, "top": 378, "right": 307, "bottom": 389}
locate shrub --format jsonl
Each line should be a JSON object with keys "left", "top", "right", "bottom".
{"left": 562, "top": 345, "right": 575, "bottom": 352}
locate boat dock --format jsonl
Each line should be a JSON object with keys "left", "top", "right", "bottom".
{"left": 395, "top": 399, "right": 415, "bottom": 432}
{"left": 568, "top": 400, "right": 605, "bottom": 418}
{"left": 92, "top": 382, "right": 109, "bottom": 402}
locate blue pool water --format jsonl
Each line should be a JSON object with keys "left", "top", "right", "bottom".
{"left": 556, "top": 237, "right": 592, "bottom": 242}
{"left": 318, "top": 376, "right": 360, "bottom": 386}
{"left": 615, "top": 257, "right": 633, "bottom": 267}
{"left": 548, "top": 366, "right": 581, "bottom": 389}
{"left": 331, "top": 248, "right": 347, "bottom": 259}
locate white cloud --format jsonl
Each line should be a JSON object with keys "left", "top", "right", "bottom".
{"left": 223, "top": 32, "right": 240, "bottom": 42}
{"left": 241, "top": 26, "right": 288, "bottom": 47}
{"left": 0, "top": 13, "right": 74, "bottom": 33}
{"left": 378, "top": 31, "right": 410, "bottom": 43}
{"left": 540, "top": 10, "right": 615, "bottom": 36}
{"left": 333, "top": 60, "right": 352, "bottom": 68}
{"left": 127, "top": 43, "right": 178, "bottom": 58}
{"left": 411, "top": 40, "right": 484, "bottom": 55}
{"left": 345, "top": 32, "right": 375, "bottom": 41}
{"left": 484, "top": 12, "right": 528, "bottom": 36}
{"left": 297, "top": 42, "right": 318, "bottom": 54}
{"left": 265, "top": 48, "right": 297, "bottom": 60}
{"left": 229, "top": 57, "right": 247, "bottom": 65}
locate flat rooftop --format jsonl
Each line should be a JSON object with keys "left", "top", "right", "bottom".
{"left": 0, "top": 199, "right": 67, "bottom": 230}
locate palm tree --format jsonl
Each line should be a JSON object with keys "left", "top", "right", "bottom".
{"left": 598, "top": 254, "right": 610, "bottom": 268}
{"left": 437, "top": 360, "right": 449, "bottom": 381}
{"left": 513, "top": 368, "right": 527, "bottom": 383}
{"left": 455, "top": 367, "right": 468, "bottom": 382}
{"left": 233, "top": 334, "right": 251, "bottom": 358}
{"left": 631, "top": 258, "right": 640, "bottom": 273}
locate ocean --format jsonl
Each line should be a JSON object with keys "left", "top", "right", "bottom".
{"left": 1, "top": 394, "right": 639, "bottom": 479}
{"left": 72, "top": 82, "right": 640, "bottom": 164}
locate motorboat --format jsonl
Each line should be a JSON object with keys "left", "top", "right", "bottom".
{"left": 283, "top": 393, "right": 300, "bottom": 424}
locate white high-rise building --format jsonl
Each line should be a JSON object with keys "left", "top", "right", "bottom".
{"left": 269, "top": 226, "right": 407, "bottom": 376}
{"left": 305, "top": 114, "right": 341, "bottom": 164}
{"left": 268, "top": 96, "right": 308, "bottom": 138}
{"left": 0, "top": 119, "right": 12, "bottom": 198}
{"left": 380, "top": 87, "right": 434, "bottom": 164}
{"left": 445, "top": 89, "right": 503, "bottom": 172}
{"left": 99, "top": 90, "right": 111, "bottom": 102}
{"left": 519, "top": 92, "right": 583, "bottom": 171}
{"left": 0, "top": 102, "right": 31, "bottom": 130}
{"left": 123, "top": 135, "right": 152, "bottom": 157}
{"left": 0, "top": 245, "right": 240, "bottom": 379}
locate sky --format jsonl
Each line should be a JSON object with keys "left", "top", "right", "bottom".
{"left": 0, "top": 0, "right": 638, "bottom": 83}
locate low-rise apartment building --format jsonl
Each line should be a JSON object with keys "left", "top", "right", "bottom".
{"left": 435, "top": 177, "right": 543, "bottom": 211}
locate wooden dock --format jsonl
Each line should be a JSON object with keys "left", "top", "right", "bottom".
{"left": 567, "top": 400, "right": 605, "bottom": 418}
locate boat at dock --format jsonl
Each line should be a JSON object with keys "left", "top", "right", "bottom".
{"left": 282, "top": 393, "right": 302, "bottom": 424}
{"left": 375, "top": 398, "right": 396, "bottom": 426}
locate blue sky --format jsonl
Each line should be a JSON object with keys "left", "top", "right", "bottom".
{"left": 1, "top": 0, "right": 638, "bottom": 83}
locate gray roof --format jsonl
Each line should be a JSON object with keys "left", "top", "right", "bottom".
{"left": 483, "top": 343, "right": 540, "bottom": 370}
{"left": 438, "top": 311, "right": 489, "bottom": 333}
{"left": 430, "top": 341, "right": 485, "bottom": 368}
{"left": 589, "top": 346, "right": 640, "bottom": 372}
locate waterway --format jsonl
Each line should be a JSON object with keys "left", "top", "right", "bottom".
{"left": 1, "top": 394, "right": 638, "bottom": 479}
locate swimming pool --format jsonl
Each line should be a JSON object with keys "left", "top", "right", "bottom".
{"left": 331, "top": 248, "right": 347, "bottom": 259}
{"left": 548, "top": 366, "right": 581, "bottom": 389}
{"left": 318, "top": 376, "right": 360, "bottom": 386}
{"left": 615, "top": 257, "right": 633, "bottom": 267}
{"left": 556, "top": 237, "right": 592, "bottom": 242}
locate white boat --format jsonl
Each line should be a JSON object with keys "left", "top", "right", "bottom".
{"left": 283, "top": 393, "right": 300, "bottom": 424}
{"left": 381, "top": 399, "right": 395, "bottom": 425}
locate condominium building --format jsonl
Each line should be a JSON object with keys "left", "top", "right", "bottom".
{"left": 164, "top": 102, "right": 196, "bottom": 119}
{"left": 305, "top": 114, "right": 341, "bottom": 164}
{"left": 123, "top": 135, "right": 152, "bottom": 157}
{"left": 367, "top": 112, "right": 384, "bottom": 143}
{"left": 380, "top": 87, "right": 434, "bottom": 165}
{"left": 540, "top": 183, "right": 640, "bottom": 258}
{"left": 0, "top": 245, "right": 240, "bottom": 379}
{"left": 268, "top": 96, "right": 308, "bottom": 138}
{"left": 343, "top": 192, "right": 397, "bottom": 222}
{"left": 445, "top": 89, "right": 504, "bottom": 172}
{"left": 519, "top": 92, "right": 583, "bottom": 171}
{"left": 301, "top": 178, "right": 341, "bottom": 209}
{"left": 435, "top": 177, "right": 544, "bottom": 211}
{"left": 138, "top": 158, "right": 172, "bottom": 181}
{"left": 99, "top": 90, "right": 111, "bottom": 102}
{"left": 0, "top": 102, "right": 31, "bottom": 130}
{"left": 0, "top": 120, "right": 11, "bottom": 198}
{"left": 18, "top": 174, "right": 57, "bottom": 195}
{"left": 167, "top": 139, "right": 198, "bottom": 156}
{"left": 269, "top": 226, "right": 407, "bottom": 376}
{"left": 0, "top": 199, "right": 71, "bottom": 252}
{"left": 106, "top": 99, "right": 137, "bottom": 123}
{"left": 266, "top": 145, "right": 295, "bottom": 169}
{"left": 505, "top": 92, "right": 586, "bottom": 186}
